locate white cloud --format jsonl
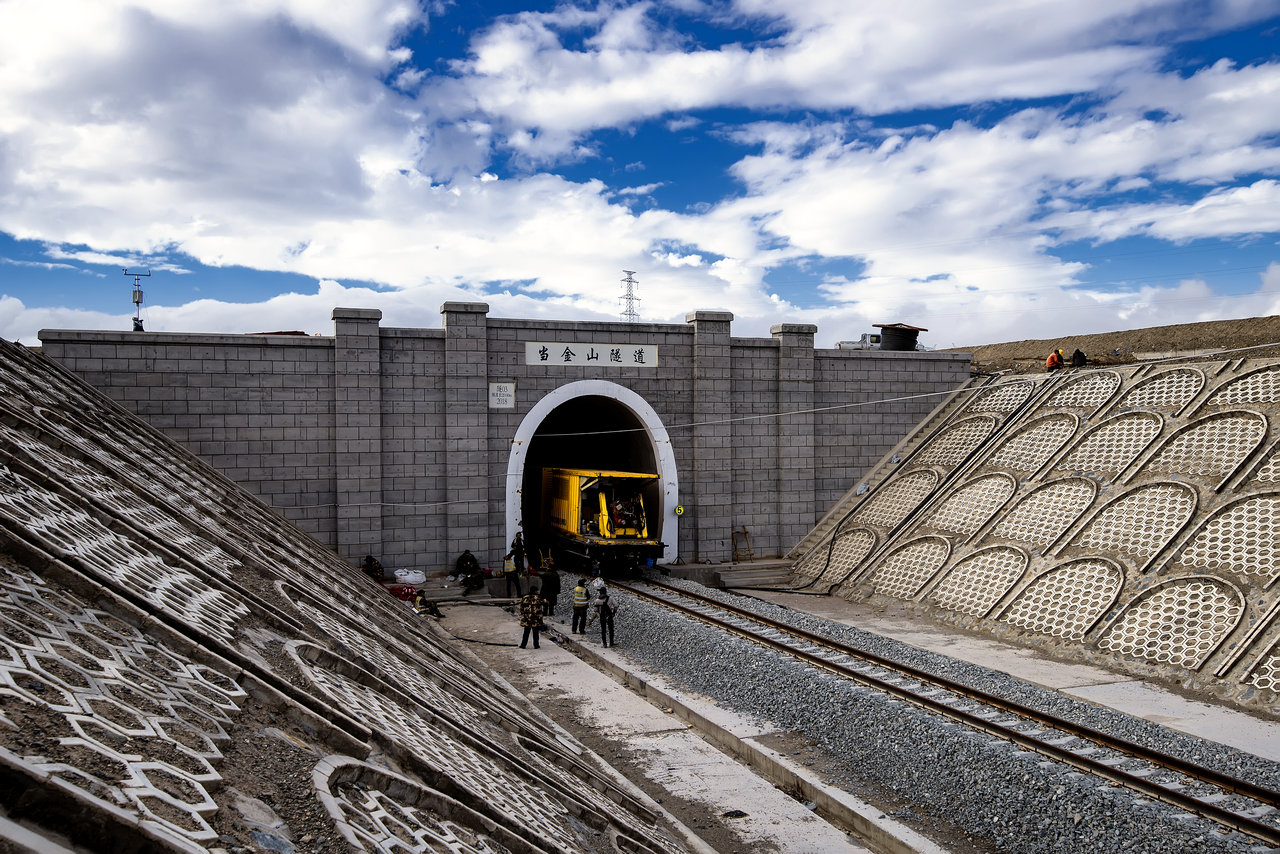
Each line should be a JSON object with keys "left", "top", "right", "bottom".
{"left": 0, "top": 3, "right": 427, "bottom": 247}
{"left": 0, "top": 295, "right": 125, "bottom": 346}
{"left": 1051, "top": 180, "right": 1280, "bottom": 244}
{"left": 613, "top": 182, "right": 663, "bottom": 196}
{"left": 3, "top": 2, "right": 1280, "bottom": 352}
{"left": 43, "top": 247, "right": 193, "bottom": 275}
{"left": 432, "top": 0, "right": 1280, "bottom": 157}
{"left": 0, "top": 258, "right": 85, "bottom": 273}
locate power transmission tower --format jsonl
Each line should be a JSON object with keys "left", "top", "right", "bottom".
{"left": 619, "top": 270, "right": 640, "bottom": 322}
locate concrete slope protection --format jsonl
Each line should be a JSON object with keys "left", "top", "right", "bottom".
{"left": 0, "top": 336, "right": 697, "bottom": 853}
{"left": 793, "top": 359, "right": 1280, "bottom": 713}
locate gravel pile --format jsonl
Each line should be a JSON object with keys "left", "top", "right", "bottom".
{"left": 606, "top": 575, "right": 1280, "bottom": 854}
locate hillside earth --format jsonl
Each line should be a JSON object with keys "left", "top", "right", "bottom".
{"left": 943, "top": 314, "right": 1280, "bottom": 373}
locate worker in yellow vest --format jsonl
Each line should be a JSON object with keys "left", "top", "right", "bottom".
{"left": 571, "top": 578, "right": 590, "bottom": 635}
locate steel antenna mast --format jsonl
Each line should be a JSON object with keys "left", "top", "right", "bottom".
{"left": 619, "top": 270, "right": 640, "bottom": 323}
{"left": 123, "top": 268, "right": 150, "bottom": 331}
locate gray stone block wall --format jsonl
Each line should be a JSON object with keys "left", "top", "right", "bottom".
{"left": 379, "top": 325, "right": 447, "bottom": 568}
{"left": 728, "top": 339, "right": 778, "bottom": 557}
{"left": 442, "top": 303, "right": 492, "bottom": 567}
{"left": 689, "top": 311, "right": 734, "bottom": 561}
{"left": 773, "top": 324, "right": 818, "bottom": 554}
{"left": 38, "top": 328, "right": 339, "bottom": 542}
{"left": 334, "top": 308, "right": 384, "bottom": 561}
{"left": 813, "top": 350, "right": 970, "bottom": 516}
{"left": 40, "top": 309, "right": 972, "bottom": 572}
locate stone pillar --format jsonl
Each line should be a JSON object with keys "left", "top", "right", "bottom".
{"left": 441, "top": 302, "right": 491, "bottom": 564}
{"left": 773, "top": 323, "right": 817, "bottom": 552}
{"left": 687, "top": 311, "right": 734, "bottom": 562}
{"left": 332, "top": 308, "right": 383, "bottom": 562}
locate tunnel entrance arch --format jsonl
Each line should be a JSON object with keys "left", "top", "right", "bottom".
{"left": 506, "top": 381, "right": 678, "bottom": 565}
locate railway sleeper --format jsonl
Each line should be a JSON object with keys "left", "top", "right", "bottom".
{"left": 1094, "top": 755, "right": 1130, "bottom": 767}
{"left": 1236, "top": 804, "right": 1278, "bottom": 819}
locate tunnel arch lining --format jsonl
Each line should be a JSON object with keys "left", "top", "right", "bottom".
{"left": 506, "top": 380, "right": 679, "bottom": 563}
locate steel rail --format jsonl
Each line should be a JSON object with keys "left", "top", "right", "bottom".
{"left": 614, "top": 580, "right": 1280, "bottom": 846}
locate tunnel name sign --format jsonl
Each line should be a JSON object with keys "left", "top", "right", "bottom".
{"left": 525, "top": 342, "right": 658, "bottom": 368}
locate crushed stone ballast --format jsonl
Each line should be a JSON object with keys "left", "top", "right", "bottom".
{"left": 600, "top": 575, "right": 1280, "bottom": 854}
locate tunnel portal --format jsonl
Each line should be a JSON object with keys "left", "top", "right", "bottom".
{"left": 520, "top": 395, "right": 659, "bottom": 569}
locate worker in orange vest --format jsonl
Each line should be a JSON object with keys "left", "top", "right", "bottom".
{"left": 1046, "top": 349, "right": 1064, "bottom": 372}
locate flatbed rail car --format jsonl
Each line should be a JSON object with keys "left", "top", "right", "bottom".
{"left": 542, "top": 467, "right": 665, "bottom": 573}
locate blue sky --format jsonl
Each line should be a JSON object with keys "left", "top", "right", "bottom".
{"left": 2, "top": 1, "right": 1280, "bottom": 349}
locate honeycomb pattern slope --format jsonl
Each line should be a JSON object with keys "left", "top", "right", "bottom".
{"left": 1114, "top": 368, "right": 1204, "bottom": 411}
{"left": 1000, "top": 560, "right": 1123, "bottom": 641}
{"left": 919, "top": 473, "right": 1016, "bottom": 537}
{"left": 930, "top": 547, "right": 1029, "bottom": 617}
{"left": 1140, "top": 412, "right": 1266, "bottom": 481}
{"left": 824, "top": 355, "right": 1280, "bottom": 698}
{"left": 1069, "top": 482, "right": 1197, "bottom": 568}
{"left": 0, "top": 337, "right": 694, "bottom": 853}
{"left": 1097, "top": 577, "right": 1243, "bottom": 670}
{"left": 1057, "top": 413, "right": 1161, "bottom": 476}
{"left": 988, "top": 478, "right": 1096, "bottom": 549}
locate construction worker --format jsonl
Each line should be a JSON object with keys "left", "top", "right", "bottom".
{"left": 571, "top": 578, "right": 590, "bottom": 634}
{"left": 1046, "top": 349, "right": 1064, "bottom": 372}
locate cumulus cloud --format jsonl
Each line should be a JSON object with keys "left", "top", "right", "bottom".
{"left": 2, "top": 1, "right": 1280, "bottom": 350}
{"left": 430, "top": 0, "right": 1279, "bottom": 154}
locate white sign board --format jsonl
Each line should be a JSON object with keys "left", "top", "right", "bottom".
{"left": 489, "top": 382, "right": 515, "bottom": 408}
{"left": 525, "top": 342, "right": 658, "bottom": 368}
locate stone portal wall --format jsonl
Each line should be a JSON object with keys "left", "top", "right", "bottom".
{"left": 40, "top": 305, "right": 971, "bottom": 573}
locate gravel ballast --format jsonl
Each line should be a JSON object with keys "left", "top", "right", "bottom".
{"left": 601, "top": 575, "right": 1280, "bottom": 854}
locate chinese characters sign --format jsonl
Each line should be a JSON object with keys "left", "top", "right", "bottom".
{"left": 525, "top": 342, "right": 658, "bottom": 368}
{"left": 488, "top": 382, "right": 515, "bottom": 408}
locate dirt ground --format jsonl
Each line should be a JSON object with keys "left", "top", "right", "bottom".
{"left": 942, "top": 313, "right": 1280, "bottom": 373}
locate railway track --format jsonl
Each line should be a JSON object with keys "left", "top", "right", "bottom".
{"left": 612, "top": 579, "right": 1280, "bottom": 847}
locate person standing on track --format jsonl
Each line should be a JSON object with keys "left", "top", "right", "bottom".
{"left": 539, "top": 561, "right": 561, "bottom": 616}
{"left": 571, "top": 578, "right": 589, "bottom": 634}
{"left": 588, "top": 586, "right": 618, "bottom": 648}
{"left": 504, "top": 531, "right": 526, "bottom": 599}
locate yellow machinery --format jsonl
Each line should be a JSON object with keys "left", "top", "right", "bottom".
{"left": 542, "top": 467, "right": 664, "bottom": 572}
